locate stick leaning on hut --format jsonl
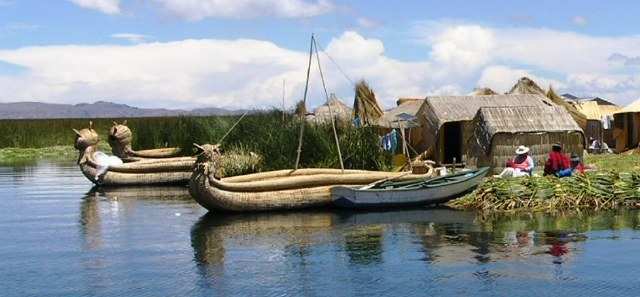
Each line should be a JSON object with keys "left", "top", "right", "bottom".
{"left": 74, "top": 124, "right": 196, "bottom": 186}
{"left": 188, "top": 144, "right": 434, "bottom": 212}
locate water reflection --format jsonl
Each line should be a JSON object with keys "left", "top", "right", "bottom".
{"left": 78, "top": 185, "right": 195, "bottom": 251}
{"left": 191, "top": 208, "right": 640, "bottom": 287}
{"left": 5, "top": 161, "right": 640, "bottom": 295}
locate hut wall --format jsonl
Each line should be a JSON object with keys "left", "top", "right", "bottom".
{"left": 603, "top": 129, "right": 614, "bottom": 148}
{"left": 466, "top": 132, "right": 585, "bottom": 174}
{"left": 614, "top": 112, "right": 640, "bottom": 152}
{"left": 584, "top": 120, "right": 603, "bottom": 143}
{"left": 408, "top": 127, "right": 427, "bottom": 155}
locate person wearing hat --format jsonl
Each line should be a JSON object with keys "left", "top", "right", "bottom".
{"left": 512, "top": 145, "right": 534, "bottom": 175}
{"left": 544, "top": 143, "right": 571, "bottom": 177}
{"left": 570, "top": 154, "right": 585, "bottom": 174}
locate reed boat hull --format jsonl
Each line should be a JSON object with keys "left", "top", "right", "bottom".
{"left": 80, "top": 156, "right": 196, "bottom": 186}
{"left": 189, "top": 168, "right": 429, "bottom": 212}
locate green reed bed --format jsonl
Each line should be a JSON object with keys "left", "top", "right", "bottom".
{"left": 448, "top": 170, "right": 640, "bottom": 212}
{"left": 0, "top": 111, "right": 389, "bottom": 171}
{"left": 216, "top": 111, "right": 387, "bottom": 171}
{"left": 0, "top": 118, "right": 114, "bottom": 148}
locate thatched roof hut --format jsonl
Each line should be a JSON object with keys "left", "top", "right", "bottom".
{"left": 613, "top": 98, "right": 640, "bottom": 152}
{"left": 306, "top": 93, "right": 352, "bottom": 124}
{"left": 467, "top": 106, "right": 585, "bottom": 174}
{"left": 468, "top": 87, "right": 499, "bottom": 96}
{"left": 422, "top": 94, "right": 553, "bottom": 165}
{"left": 507, "top": 77, "right": 588, "bottom": 131}
{"left": 396, "top": 97, "right": 424, "bottom": 106}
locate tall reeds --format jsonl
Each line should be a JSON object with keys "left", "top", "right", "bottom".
{"left": 0, "top": 111, "right": 389, "bottom": 171}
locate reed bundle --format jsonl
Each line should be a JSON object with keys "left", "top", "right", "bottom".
{"left": 448, "top": 171, "right": 640, "bottom": 211}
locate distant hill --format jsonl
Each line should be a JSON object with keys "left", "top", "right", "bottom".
{"left": 0, "top": 101, "right": 247, "bottom": 119}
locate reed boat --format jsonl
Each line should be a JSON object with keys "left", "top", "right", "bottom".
{"left": 74, "top": 125, "right": 195, "bottom": 186}
{"left": 331, "top": 167, "right": 490, "bottom": 209}
{"left": 108, "top": 120, "right": 182, "bottom": 161}
{"left": 188, "top": 144, "right": 433, "bottom": 212}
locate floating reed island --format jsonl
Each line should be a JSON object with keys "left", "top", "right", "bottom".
{"left": 447, "top": 171, "right": 640, "bottom": 212}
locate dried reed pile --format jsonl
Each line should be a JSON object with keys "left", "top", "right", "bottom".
{"left": 448, "top": 171, "right": 640, "bottom": 211}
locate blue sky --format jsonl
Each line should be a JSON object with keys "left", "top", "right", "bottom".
{"left": 0, "top": 0, "right": 639, "bottom": 110}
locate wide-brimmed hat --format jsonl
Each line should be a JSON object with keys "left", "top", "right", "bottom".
{"left": 515, "top": 145, "right": 529, "bottom": 155}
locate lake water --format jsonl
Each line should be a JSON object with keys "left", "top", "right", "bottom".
{"left": 1, "top": 160, "right": 640, "bottom": 296}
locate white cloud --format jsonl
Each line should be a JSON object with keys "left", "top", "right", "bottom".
{"left": 1, "top": 25, "right": 640, "bottom": 110}
{"left": 477, "top": 65, "right": 565, "bottom": 93}
{"left": 70, "top": 0, "right": 121, "bottom": 15}
{"left": 152, "top": 0, "right": 337, "bottom": 21}
{"left": 572, "top": 15, "right": 588, "bottom": 26}
{"left": 324, "top": 31, "right": 385, "bottom": 64}
{"left": 427, "top": 25, "right": 496, "bottom": 79}
{"left": 0, "top": 39, "right": 310, "bottom": 109}
{"left": 357, "top": 17, "right": 378, "bottom": 30}
{"left": 0, "top": 32, "right": 433, "bottom": 110}
{"left": 476, "top": 66, "right": 532, "bottom": 93}
{"left": 111, "top": 33, "right": 153, "bottom": 43}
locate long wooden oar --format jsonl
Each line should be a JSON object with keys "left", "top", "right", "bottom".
{"left": 359, "top": 171, "right": 412, "bottom": 190}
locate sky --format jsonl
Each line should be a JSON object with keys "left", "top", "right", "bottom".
{"left": 0, "top": 0, "right": 639, "bottom": 111}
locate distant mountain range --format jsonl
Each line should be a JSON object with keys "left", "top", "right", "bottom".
{"left": 0, "top": 101, "right": 248, "bottom": 119}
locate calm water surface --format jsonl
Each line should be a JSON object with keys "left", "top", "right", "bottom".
{"left": 1, "top": 160, "right": 640, "bottom": 296}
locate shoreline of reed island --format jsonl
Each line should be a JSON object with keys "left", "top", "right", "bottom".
{"left": 447, "top": 153, "right": 640, "bottom": 212}
{"left": 2, "top": 112, "right": 639, "bottom": 213}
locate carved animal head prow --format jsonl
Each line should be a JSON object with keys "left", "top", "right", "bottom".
{"left": 194, "top": 143, "right": 224, "bottom": 179}
{"left": 73, "top": 125, "right": 99, "bottom": 164}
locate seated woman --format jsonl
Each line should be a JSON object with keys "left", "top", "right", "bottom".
{"left": 544, "top": 143, "right": 572, "bottom": 177}
{"left": 500, "top": 146, "right": 533, "bottom": 178}
{"left": 512, "top": 145, "right": 534, "bottom": 175}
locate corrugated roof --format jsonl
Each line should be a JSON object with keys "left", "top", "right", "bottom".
{"left": 377, "top": 100, "right": 424, "bottom": 128}
{"left": 423, "top": 94, "right": 552, "bottom": 129}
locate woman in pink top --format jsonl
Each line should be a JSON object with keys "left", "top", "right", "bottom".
{"left": 511, "top": 145, "right": 534, "bottom": 175}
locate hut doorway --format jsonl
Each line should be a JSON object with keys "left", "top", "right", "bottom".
{"left": 442, "top": 122, "right": 462, "bottom": 165}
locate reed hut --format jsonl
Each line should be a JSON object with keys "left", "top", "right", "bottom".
{"left": 566, "top": 96, "right": 621, "bottom": 148}
{"left": 467, "top": 106, "right": 585, "bottom": 174}
{"left": 507, "top": 77, "right": 588, "bottom": 131}
{"left": 613, "top": 98, "right": 640, "bottom": 152}
{"left": 306, "top": 93, "right": 352, "bottom": 124}
{"left": 422, "top": 94, "right": 552, "bottom": 166}
{"left": 468, "top": 87, "right": 499, "bottom": 96}
{"left": 376, "top": 99, "right": 426, "bottom": 157}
